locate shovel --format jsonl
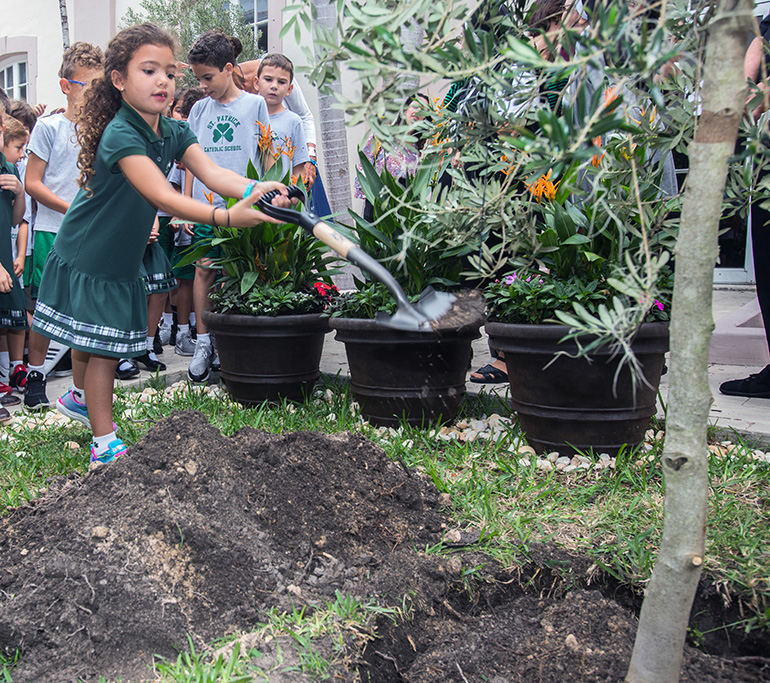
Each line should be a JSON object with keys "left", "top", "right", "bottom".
{"left": 256, "top": 185, "right": 456, "bottom": 332}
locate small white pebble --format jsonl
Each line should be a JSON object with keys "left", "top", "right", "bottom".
{"left": 518, "top": 458, "right": 530, "bottom": 467}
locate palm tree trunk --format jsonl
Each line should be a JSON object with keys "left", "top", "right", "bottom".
{"left": 312, "top": 0, "right": 354, "bottom": 288}
{"left": 312, "top": 0, "right": 351, "bottom": 218}
{"left": 60, "top": 0, "right": 70, "bottom": 50}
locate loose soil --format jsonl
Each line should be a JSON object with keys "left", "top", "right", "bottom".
{"left": 0, "top": 411, "right": 767, "bottom": 682}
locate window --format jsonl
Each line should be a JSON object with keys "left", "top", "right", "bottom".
{"left": 238, "top": 0, "right": 269, "bottom": 52}
{"left": 0, "top": 59, "right": 28, "bottom": 101}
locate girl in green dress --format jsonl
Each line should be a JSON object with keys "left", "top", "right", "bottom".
{"left": 31, "top": 24, "right": 290, "bottom": 464}
{"left": 0, "top": 113, "right": 28, "bottom": 413}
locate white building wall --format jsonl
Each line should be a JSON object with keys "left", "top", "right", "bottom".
{"left": 0, "top": 0, "right": 363, "bottom": 207}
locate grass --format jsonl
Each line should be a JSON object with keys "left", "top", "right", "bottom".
{"left": 1, "top": 373, "right": 769, "bottom": 680}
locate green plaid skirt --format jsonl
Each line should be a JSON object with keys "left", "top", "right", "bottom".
{"left": 32, "top": 246, "right": 146, "bottom": 358}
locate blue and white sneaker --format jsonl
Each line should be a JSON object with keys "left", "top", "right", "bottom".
{"left": 90, "top": 439, "right": 127, "bottom": 464}
{"left": 57, "top": 389, "right": 117, "bottom": 431}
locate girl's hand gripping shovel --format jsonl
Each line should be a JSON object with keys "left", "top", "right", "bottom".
{"left": 257, "top": 185, "right": 456, "bottom": 331}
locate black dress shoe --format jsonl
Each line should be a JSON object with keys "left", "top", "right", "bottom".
{"left": 135, "top": 352, "right": 167, "bottom": 372}
{"left": 115, "top": 359, "right": 140, "bottom": 380}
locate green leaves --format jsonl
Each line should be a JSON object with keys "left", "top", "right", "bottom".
{"left": 344, "top": 150, "right": 472, "bottom": 317}
{"left": 176, "top": 160, "right": 341, "bottom": 316}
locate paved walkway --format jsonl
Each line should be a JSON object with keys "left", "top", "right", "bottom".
{"left": 8, "top": 287, "right": 770, "bottom": 446}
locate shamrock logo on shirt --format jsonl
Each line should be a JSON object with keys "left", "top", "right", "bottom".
{"left": 213, "top": 123, "right": 234, "bottom": 143}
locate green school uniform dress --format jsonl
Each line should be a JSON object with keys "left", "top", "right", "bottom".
{"left": 140, "top": 240, "right": 176, "bottom": 294}
{"left": 32, "top": 102, "right": 197, "bottom": 357}
{"left": 0, "top": 153, "right": 27, "bottom": 330}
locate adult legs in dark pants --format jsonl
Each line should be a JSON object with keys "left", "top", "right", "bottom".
{"left": 720, "top": 188, "right": 770, "bottom": 397}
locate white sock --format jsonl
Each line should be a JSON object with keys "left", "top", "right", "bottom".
{"left": 71, "top": 386, "right": 85, "bottom": 403}
{"left": 10, "top": 361, "right": 24, "bottom": 372}
{"left": 146, "top": 336, "right": 154, "bottom": 352}
{"left": 197, "top": 333, "right": 211, "bottom": 345}
{"left": 0, "top": 350, "right": 9, "bottom": 371}
{"left": 92, "top": 431, "right": 117, "bottom": 453}
{"left": 161, "top": 312, "right": 173, "bottom": 327}
{"left": 190, "top": 312, "right": 196, "bottom": 326}
{"left": 28, "top": 363, "right": 44, "bottom": 375}
{"left": 178, "top": 323, "right": 189, "bottom": 335}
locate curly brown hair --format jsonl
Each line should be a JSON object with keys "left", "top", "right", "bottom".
{"left": 76, "top": 24, "right": 175, "bottom": 190}
{"left": 59, "top": 42, "right": 104, "bottom": 80}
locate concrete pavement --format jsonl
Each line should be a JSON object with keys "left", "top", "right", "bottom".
{"left": 7, "top": 286, "right": 769, "bottom": 447}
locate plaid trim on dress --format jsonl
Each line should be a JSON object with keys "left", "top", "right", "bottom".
{"left": 33, "top": 301, "right": 146, "bottom": 356}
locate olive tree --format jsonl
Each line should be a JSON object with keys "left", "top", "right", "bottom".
{"left": 626, "top": 1, "right": 754, "bottom": 680}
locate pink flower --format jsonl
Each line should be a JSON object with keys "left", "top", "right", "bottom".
{"left": 505, "top": 273, "right": 517, "bottom": 285}
{"left": 654, "top": 299, "right": 664, "bottom": 311}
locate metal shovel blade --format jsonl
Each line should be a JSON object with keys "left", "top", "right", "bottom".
{"left": 375, "top": 287, "right": 457, "bottom": 331}
{"left": 257, "top": 187, "right": 457, "bottom": 331}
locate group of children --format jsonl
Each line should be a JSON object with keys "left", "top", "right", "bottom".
{"left": 0, "top": 23, "right": 313, "bottom": 463}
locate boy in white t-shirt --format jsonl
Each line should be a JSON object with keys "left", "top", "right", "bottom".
{"left": 256, "top": 54, "right": 309, "bottom": 181}
{"left": 23, "top": 42, "right": 102, "bottom": 398}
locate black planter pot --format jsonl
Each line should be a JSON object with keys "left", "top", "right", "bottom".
{"left": 330, "top": 317, "right": 482, "bottom": 428}
{"left": 486, "top": 321, "right": 670, "bottom": 456}
{"left": 202, "top": 310, "right": 330, "bottom": 405}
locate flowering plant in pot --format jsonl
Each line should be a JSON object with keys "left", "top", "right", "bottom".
{"left": 301, "top": 0, "right": 701, "bottom": 451}
{"left": 178, "top": 159, "right": 341, "bottom": 404}
{"left": 327, "top": 152, "right": 483, "bottom": 427}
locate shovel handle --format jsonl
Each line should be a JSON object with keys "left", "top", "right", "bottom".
{"left": 311, "top": 221, "right": 357, "bottom": 259}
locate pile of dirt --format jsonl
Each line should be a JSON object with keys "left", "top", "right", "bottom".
{"left": 0, "top": 411, "right": 766, "bottom": 682}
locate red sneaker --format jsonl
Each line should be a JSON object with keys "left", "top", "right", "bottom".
{"left": 0, "top": 381, "right": 13, "bottom": 396}
{"left": 9, "top": 364, "right": 27, "bottom": 391}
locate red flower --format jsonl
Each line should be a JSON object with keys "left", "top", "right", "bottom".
{"left": 313, "top": 282, "right": 339, "bottom": 298}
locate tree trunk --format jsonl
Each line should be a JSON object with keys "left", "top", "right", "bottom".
{"left": 625, "top": 2, "right": 753, "bottom": 681}
{"left": 311, "top": 0, "right": 352, "bottom": 220}
{"left": 60, "top": 0, "right": 70, "bottom": 50}
{"left": 312, "top": 0, "right": 354, "bottom": 288}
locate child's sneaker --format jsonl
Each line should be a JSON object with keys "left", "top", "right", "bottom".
{"left": 158, "top": 323, "right": 173, "bottom": 346}
{"left": 90, "top": 438, "right": 127, "bottom": 464}
{"left": 9, "top": 364, "right": 27, "bottom": 391}
{"left": 57, "top": 389, "right": 91, "bottom": 428}
{"left": 52, "top": 349, "right": 73, "bottom": 377}
{"left": 174, "top": 329, "right": 196, "bottom": 356}
{"left": 188, "top": 339, "right": 213, "bottom": 383}
{"left": 57, "top": 389, "right": 117, "bottom": 430}
{"left": 0, "top": 381, "right": 13, "bottom": 396}
{"left": 24, "top": 371, "right": 50, "bottom": 411}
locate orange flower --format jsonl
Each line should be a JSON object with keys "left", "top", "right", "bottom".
{"left": 202, "top": 189, "right": 214, "bottom": 205}
{"left": 280, "top": 136, "right": 296, "bottom": 162}
{"left": 591, "top": 135, "right": 605, "bottom": 167}
{"left": 604, "top": 86, "right": 618, "bottom": 107}
{"left": 256, "top": 120, "right": 274, "bottom": 155}
{"left": 500, "top": 153, "right": 516, "bottom": 176}
{"left": 527, "top": 170, "right": 558, "bottom": 202}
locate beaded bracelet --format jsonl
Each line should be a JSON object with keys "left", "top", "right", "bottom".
{"left": 243, "top": 180, "right": 257, "bottom": 200}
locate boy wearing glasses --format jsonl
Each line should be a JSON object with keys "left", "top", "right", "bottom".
{"left": 21, "top": 42, "right": 102, "bottom": 404}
